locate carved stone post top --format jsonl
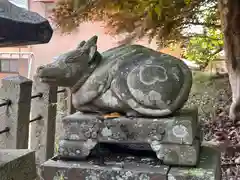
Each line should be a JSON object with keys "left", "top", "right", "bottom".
{"left": 0, "top": 0, "right": 46, "bottom": 23}
{"left": 2, "top": 75, "right": 33, "bottom": 85}
{"left": 0, "top": 0, "right": 53, "bottom": 47}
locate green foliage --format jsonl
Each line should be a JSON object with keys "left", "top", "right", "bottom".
{"left": 51, "top": 0, "right": 218, "bottom": 46}
{"left": 51, "top": 0, "right": 223, "bottom": 68}
{"left": 184, "top": 0, "right": 192, "bottom": 5}
{"left": 184, "top": 28, "right": 223, "bottom": 69}
{"left": 183, "top": 4, "right": 223, "bottom": 69}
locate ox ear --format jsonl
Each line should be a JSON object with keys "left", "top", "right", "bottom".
{"left": 84, "top": 35, "right": 98, "bottom": 48}
{"left": 82, "top": 36, "right": 98, "bottom": 63}
{"left": 76, "top": 40, "right": 86, "bottom": 49}
{"left": 88, "top": 45, "right": 97, "bottom": 63}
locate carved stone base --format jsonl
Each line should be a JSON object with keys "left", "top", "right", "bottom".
{"left": 40, "top": 146, "right": 221, "bottom": 180}
{"left": 59, "top": 109, "right": 200, "bottom": 166}
{"left": 62, "top": 108, "right": 198, "bottom": 144}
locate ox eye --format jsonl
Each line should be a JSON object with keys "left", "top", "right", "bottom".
{"left": 65, "top": 51, "right": 85, "bottom": 63}
{"left": 65, "top": 57, "right": 77, "bottom": 63}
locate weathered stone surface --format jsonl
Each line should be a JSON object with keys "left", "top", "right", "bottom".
{"left": 59, "top": 109, "right": 200, "bottom": 165}
{"left": 151, "top": 139, "right": 200, "bottom": 166}
{"left": 42, "top": 146, "right": 221, "bottom": 180}
{"left": 37, "top": 35, "right": 192, "bottom": 117}
{"left": 100, "top": 109, "right": 199, "bottom": 145}
{"left": 62, "top": 109, "right": 198, "bottom": 145}
{"left": 168, "top": 146, "right": 221, "bottom": 180}
{"left": 57, "top": 139, "right": 199, "bottom": 166}
{"left": 40, "top": 154, "right": 169, "bottom": 180}
{"left": 30, "top": 76, "right": 57, "bottom": 165}
{"left": 0, "top": 149, "right": 36, "bottom": 180}
{"left": 58, "top": 139, "right": 97, "bottom": 159}
{"left": 62, "top": 112, "right": 100, "bottom": 141}
{"left": 0, "top": 75, "right": 32, "bottom": 149}
{"left": 0, "top": 0, "right": 53, "bottom": 47}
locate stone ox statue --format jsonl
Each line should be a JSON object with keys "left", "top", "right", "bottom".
{"left": 37, "top": 36, "right": 192, "bottom": 117}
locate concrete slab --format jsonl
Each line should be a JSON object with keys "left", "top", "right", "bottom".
{"left": 0, "top": 149, "right": 37, "bottom": 180}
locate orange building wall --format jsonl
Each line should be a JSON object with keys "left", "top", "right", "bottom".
{"left": 0, "top": 59, "right": 30, "bottom": 79}
{"left": 0, "top": 46, "right": 30, "bottom": 79}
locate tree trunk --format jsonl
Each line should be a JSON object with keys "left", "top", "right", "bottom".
{"left": 218, "top": 0, "right": 240, "bottom": 121}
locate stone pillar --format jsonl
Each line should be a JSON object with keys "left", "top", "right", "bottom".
{"left": 0, "top": 75, "right": 32, "bottom": 149}
{"left": 66, "top": 88, "right": 76, "bottom": 115}
{"left": 30, "top": 76, "right": 57, "bottom": 165}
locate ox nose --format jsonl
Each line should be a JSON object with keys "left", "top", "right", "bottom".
{"left": 37, "top": 65, "right": 45, "bottom": 74}
{"left": 37, "top": 66, "right": 44, "bottom": 70}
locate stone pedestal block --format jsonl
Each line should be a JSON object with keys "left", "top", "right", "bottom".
{"left": 59, "top": 109, "right": 200, "bottom": 166}
{"left": 62, "top": 108, "right": 198, "bottom": 145}
{"left": 0, "top": 149, "right": 37, "bottom": 180}
{"left": 40, "top": 154, "right": 169, "bottom": 180}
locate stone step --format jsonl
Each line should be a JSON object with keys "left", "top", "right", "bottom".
{"left": 168, "top": 146, "right": 221, "bottom": 180}
{"left": 62, "top": 108, "right": 199, "bottom": 145}
{"left": 40, "top": 146, "right": 221, "bottom": 180}
{"left": 0, "top": 149, "right": 37, "bottom": 180}
{"left": 42, "top": 152, "right": 170, "bottom": 180}
{"left": 57, "top": 139, "right": 200, "bottom": 166}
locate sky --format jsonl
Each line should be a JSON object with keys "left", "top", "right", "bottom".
{"left": 9, "top": 0, "right": 28, "bottom": 9}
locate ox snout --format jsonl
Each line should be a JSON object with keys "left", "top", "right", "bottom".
{"left": 37, "top": 65, "right": 65, "bottom": 83}
{"left": 37, "top": 65, "right": 62, "bottom": 77}
{"left": 37, "top": 65, "right": 45, "bottom": 74}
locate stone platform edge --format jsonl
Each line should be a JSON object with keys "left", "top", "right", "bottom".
{"left": 0, "top": 149, "right": 37, "bottom": 180}
{"left": 40, "top": 146, "right": 221, "bottom": 180}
